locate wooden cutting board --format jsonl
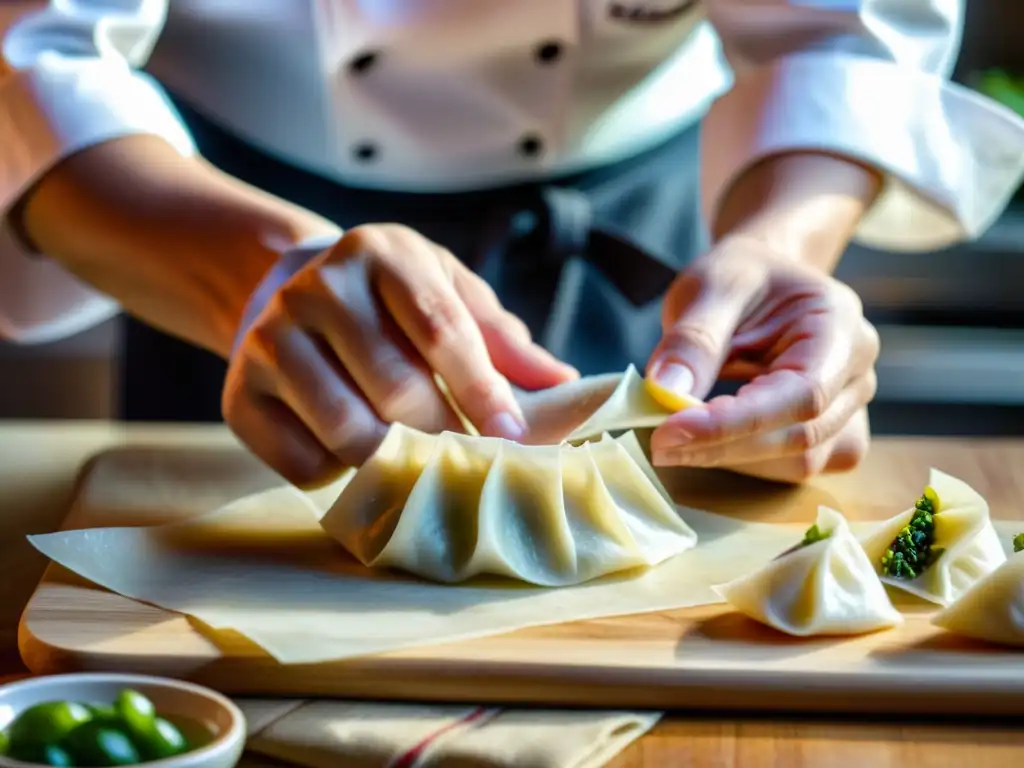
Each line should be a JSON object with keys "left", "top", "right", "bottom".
{"left": 18, "top": 439, "right": 1024, "bottom": 715}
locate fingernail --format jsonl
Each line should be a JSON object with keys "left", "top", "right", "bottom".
{"left": 485, "top": 411, "right": 527, "bottom": 441}
{"left": 652, "top": 361, "right": 694, "bottom": 396}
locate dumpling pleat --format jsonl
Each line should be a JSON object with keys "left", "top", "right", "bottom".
{"left": 941, "top": 521, "right": 1005, "bottom": 598}
{"left": 473, "top": 442, "right": 578, "bottom": 585}
{"left": 321, "top": 423, "right": 437, "bottom": 565}
{"left": 587, "top": 435, "right": 697, "bottom": 563}
{"left": 813, "top": 537, "right": 901, "bottom": 634}
{"left": 559, "top": 442, "right": 646, "bottom": 582}
{"left": 373, "top": 432, "right": 498, "bottom": 583}
{"left": 612, "top": 431, "right": 674, "bottom": 505}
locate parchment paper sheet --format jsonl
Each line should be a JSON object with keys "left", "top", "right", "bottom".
{"left": 29, "top": 486, "right": 800, "bottom": 664}
{"left": 29, "top": 469, "right": 1020, "bottom": 664}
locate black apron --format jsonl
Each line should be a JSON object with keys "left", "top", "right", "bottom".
{"left": 121, "top": 96, "right": 706, "bottom": 422}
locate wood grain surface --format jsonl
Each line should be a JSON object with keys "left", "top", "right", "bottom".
{"left": 17, "top": 436, "right": 1024, "bottom": 716}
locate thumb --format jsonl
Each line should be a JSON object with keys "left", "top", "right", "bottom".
{"left": 647, "top": 274, "right": 754, "bottom": 400}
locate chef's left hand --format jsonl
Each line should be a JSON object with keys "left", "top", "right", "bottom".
{"left": 646, "top": 234, "right": 879, "bottom": 484}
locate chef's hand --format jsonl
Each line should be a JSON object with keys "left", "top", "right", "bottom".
{"left": 647, "top": 235, "right": 879, "bottom": 484}
{"left": 224, "top": 224, "right": 577, "bottom": 487}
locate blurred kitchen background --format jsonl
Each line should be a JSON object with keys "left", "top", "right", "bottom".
{"left": 1, "top": 1, "right": 1023, "bottom": 436}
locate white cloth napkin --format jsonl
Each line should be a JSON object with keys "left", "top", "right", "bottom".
{"left": 237, "top": 699, "right": 660, "bottom": 768}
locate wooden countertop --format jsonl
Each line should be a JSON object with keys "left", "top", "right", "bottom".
{"left": 2, "top": 421, "right": 1023, "bottom": 766}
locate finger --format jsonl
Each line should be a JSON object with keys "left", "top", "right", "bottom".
{"left": 647, "top": 265, "right": 757, "bottom": 401}
{"left": 654, "top": 348, "right": 852, "bottom": 452}
{"left": 374, "top": 255, "right": 529, "bottom": 441}
{"left": 717, "top": 408, "right": 870, "bottom": 484}
{"left": 651, "top": 368, "right": 826, "bottom": 452}
{"left": 451, "top": 265, "right": 579, "bottom": 390}
{"left": 223, "top": 381, "right": 344, "bottom": 489}
{"left": 652, "top": 372, "right": 876, "bottom": 467}
{"left": 821, "top": 407, "right": 871, "bottom": 474}
{"left": 247, "top": 318, "right": 389, "bottom": 466}
{"left": 714, "top": 438, "right": 838, "bottom": 485}
{"left": 768, "top": 308, "right": 874, "bottom": 403}
{"left": 658, "top": 310, "right": 876, "bottom": 449}
{"left": 280, "top": 260, "right": 462, "bottom": 434}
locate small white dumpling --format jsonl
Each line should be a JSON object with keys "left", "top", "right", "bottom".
{"left": 320, "top": 424, "right": 697, "bottom": 586}
{"left": 712, "top": 506, "right": 902, "bottom": 637}
{"left": 932, "top": 539, "right": 1024, "bottom": 647}
{"left": 860, "top": 469, "right": 1006, "bottom": 607}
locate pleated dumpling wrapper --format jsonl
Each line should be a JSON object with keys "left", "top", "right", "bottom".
{"left": 320, "top": 424, "right": 697, "bottom": 586}
{"left": 712, "top": 506, "right": 902, "bottom": 637}
{"left": 931, "top": 534, "right": 1024, "bottom": 647}
{"left": 860, "top": 468, "right": 1006, "bottom": 607}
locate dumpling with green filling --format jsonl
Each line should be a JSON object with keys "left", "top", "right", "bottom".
{"left": 860, "top": 468, "right": 1006, "bottom": 607}
{"left": 713, "top": 506, "right": 902, "bottom": 637}
{"left": 931, "top": 533, "right": 1024, "bottom": 647}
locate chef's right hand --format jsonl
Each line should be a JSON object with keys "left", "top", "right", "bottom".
{"left": 224, "top": 224, "right": 578, "bottom": 487}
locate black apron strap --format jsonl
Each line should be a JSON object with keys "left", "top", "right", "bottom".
{"left": 469, "top": 185, "right": 679, "bottom": 357}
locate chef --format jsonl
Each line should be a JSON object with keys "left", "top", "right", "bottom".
{"left": 1, "top": 1, "right": 1022, "bottom": 488}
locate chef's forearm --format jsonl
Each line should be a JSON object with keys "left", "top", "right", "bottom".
{"left": 710, "top": 151, "right": 883, "bottom": 273}
{"left": 15, "top": 135, "right": 338, "bottom": 358}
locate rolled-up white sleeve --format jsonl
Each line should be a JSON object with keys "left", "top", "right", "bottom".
{"left": 0, "top": 0, "right": 194, "bottom": 344}
{"left": 701, "top": 0, "right": 1024, "bottom": 253}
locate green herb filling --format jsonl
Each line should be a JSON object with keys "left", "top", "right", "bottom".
{"left": 800, "top": 523, "right": 831, "bottom": 548}
{"left": 880, "top": 487, "right": 944, "bottom": 580}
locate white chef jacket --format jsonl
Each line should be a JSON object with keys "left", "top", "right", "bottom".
{"left": 1, "top": 0, "right": 1023, "bottom": 344}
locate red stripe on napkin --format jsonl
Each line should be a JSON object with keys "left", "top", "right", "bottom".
{"left": 390, "top": 706, "right": 492, "bottom": 768}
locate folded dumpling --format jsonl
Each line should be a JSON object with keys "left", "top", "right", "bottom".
{"left": 859, "top": 469, "right": 1006, "bottom": 606}
{"left": 712, "top": 506, "right": 902, "bottom": 637}
{"left": 931, "top": 534, "right": 1024, "bottom": 647}
{"left": 320, "top": 424, "right": 698, "bottom": 586}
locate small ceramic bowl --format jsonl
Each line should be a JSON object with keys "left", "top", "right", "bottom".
{"left": 0, "top": 673, "right": 246, "bottom": 768}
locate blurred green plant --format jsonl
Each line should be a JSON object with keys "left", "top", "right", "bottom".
{"left": 974, "top": 69, "right": 1024, "bottom": 119}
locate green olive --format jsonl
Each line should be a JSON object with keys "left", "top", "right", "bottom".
{"left": 61, "top": 722, "right": 140, "bottom": 766}
{"left": 8, "top": 701, "right": 92, "bottom": 751}
{"left": 0, "top": 727, "right": 9, "bottom": 755}
{"left": 7, "top": 742, "right": 75, "bottom": 766}
{"left": 114, "top": 690, "right": 155, "bottom": 738}
{"left": 133, "top": 717, "right": 189, "bottom": 760}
